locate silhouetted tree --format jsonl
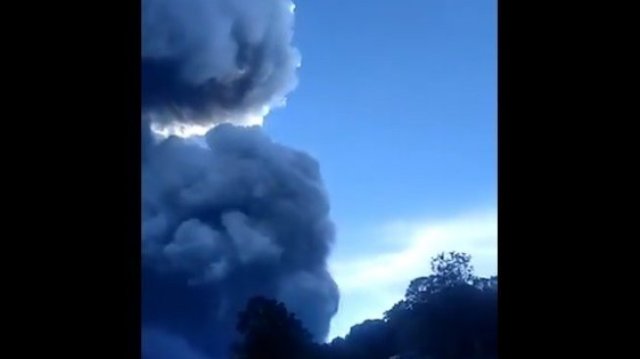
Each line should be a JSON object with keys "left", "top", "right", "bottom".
{"left": 233, "top": 296, "right": 316, "bottom": 359}
{"left": 324, "top": 337, "right": 350, "bottom": 359}
{"left": 233, "top": 252, "right": 497, "bottom": 359}
{"left": 384, "top": 252, "right": 497, "bottom": 358}
{"left": 343, "top": 319, "right": 395, "bottom": 359}
{"left": 431, "top": 252, "right": 475, "bottom": 285}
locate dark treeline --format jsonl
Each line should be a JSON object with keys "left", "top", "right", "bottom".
{"left": 232, "top": 252, "right": 497, "bottom": 359}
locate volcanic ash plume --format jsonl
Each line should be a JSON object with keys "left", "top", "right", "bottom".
{"left": 142, "top": 1, "right": 339, "bottom": 357}
{"left": 142, "top": 125, "right": 340, "bottom": 358}
{"left": 142, "top": 0, "right": 300, "bottom": 134}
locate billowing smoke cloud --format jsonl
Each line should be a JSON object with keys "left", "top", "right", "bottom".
{"left": 142, "top": 124, "right": 340, "bottom": 358}
{"left": 142, "top": 1, "right": 339, "bottom": 357}
{"left": 143, "top": 329, "right": 210, "bottom": 359}
{"left": 142, "top": 0, "right": 300, "bottom": 134}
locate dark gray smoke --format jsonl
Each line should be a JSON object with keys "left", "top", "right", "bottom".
{"left": 142, "top": 1, "right": 339, "bottom": 357}
{"left": 142, "top": 0, "right": 300, "bottom": 130}
{"left": 143, "top": 329, "right": 210, "bottom": 359}
{"left": 142, "top": 124, "right": 340, "bottom": 358}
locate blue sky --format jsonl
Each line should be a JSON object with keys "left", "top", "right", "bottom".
{"left": 264, "top": 0, "right": 497, "bottom": 339}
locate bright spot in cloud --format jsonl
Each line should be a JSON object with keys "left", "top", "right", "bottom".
{"left": 150, "top": 106, "right": 270, "bottom": 139}
{"left": 151, "top": 122, "right": 214, "bottom": 138}
{"left": 328, "top": 208, "right": 497, "bottom": 340}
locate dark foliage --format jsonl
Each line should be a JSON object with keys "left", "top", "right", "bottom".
{"left": 234, "top": 252, "right": 497, "bottom": 359}
{"left": 233, "top": 297, "right": 317, "bottom": 359}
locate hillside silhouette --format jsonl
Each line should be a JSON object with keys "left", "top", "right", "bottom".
{"left": 233, "top": 251, "right": 497, "bottom": 359}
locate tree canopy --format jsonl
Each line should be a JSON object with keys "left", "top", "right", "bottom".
{"left": 233, "top": 251, "right": 497, "bottom": 359}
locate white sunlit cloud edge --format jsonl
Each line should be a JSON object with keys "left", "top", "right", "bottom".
{"left": 327, "top": 207, "right": 497, "bottom": 340}
{"left": 149, "top": 105, "right": 271, "bottom": 139}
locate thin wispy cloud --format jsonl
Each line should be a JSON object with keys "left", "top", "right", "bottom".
{"left": 328, "top": 207, "right": 497, "bottom": 339}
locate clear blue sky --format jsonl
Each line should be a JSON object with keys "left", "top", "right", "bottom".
{"left": 264, "top": 0, "right": 497, "bottom": 339}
